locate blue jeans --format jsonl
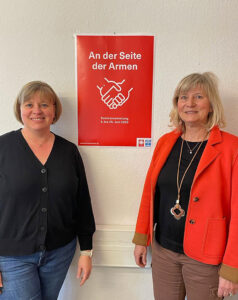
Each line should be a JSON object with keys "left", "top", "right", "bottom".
{"left": 0, "top": 238, "right": 76, "bottom": 300}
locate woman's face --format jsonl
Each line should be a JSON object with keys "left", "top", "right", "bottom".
{"left": 20, "top": 92, "right": 55, "bottom": 133}
{"left": 177, "top": 86, "right": 212, "bottom": 128}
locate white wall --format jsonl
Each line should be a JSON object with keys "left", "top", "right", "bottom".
{"left": 1, "top": 1, "right": 238, "bottom": 299}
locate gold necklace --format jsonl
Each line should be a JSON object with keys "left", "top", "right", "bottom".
{"left": 22, "top": 130, "right": 53, "bottom": 148}
{"left": 170, "top": 138, "right": 204, "bottom": 220}
{"left": 185, "top": 140, "right": 200, "bottom": 154}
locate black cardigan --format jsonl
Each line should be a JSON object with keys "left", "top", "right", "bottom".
{"left": 0, "top": 129, "right": 95, "bottom": 255}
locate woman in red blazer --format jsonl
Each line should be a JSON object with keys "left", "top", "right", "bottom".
{"left": 133, "top": 72, "right": 238, "bottom": 299}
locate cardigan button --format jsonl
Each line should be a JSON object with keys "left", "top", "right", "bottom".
{"left": 42, "top": 187, "right": 48, "bottom": 192}
{"left": 41, "top": 168, "right": 46, "bottom": 174}
{"left": 189, "top": 219, "right": 196, "bottom": 224}
{"left": 193, "top": 197, "right": 199, "bottom": 202}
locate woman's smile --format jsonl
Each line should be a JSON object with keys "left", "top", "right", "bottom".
{"left": 20, "top": 92, "right": 55, "bottom": 132}
{"left": 177, "top": 86, "right": 212, "bottom": 127}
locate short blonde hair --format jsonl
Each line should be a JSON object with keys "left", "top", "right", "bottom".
{"left": 14, "top": 81, "right": 62, "bottom": 124}
{"left": 169, "top": 72, "right": 226, "bottom": 131}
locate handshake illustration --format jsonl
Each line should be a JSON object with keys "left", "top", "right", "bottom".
{"left": 97, "top": 78, "right": 133, "bottom": 110}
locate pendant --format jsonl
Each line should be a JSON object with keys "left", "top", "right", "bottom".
{"left": 189, "top": 150, "right": 192, "bottom": 154}
{"left": 170, "top": 201, "right": 185, "bottom": 220}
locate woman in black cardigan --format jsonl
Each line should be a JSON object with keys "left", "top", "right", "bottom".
{"left": 0, "top": 81, "right": 95, "bottom": 299}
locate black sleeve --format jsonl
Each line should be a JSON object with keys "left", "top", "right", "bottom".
{"left": 74, "top": 146, "right": 96, "bottom": 250}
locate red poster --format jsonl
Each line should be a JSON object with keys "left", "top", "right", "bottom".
{"left": 76, "top": 35, "right": 154, "bottom": 146}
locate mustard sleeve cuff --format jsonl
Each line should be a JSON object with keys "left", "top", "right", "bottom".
{"left": 219, "top": 264, "right": 238, "bottom": 283}
{"left": 132, "top": 232, "right": 148, "bottom": 246}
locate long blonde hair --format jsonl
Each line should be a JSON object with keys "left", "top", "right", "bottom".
{"left": 169, "top": 72, "right": 226, "bottom": 132}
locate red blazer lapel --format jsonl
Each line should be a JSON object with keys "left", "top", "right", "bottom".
{"left": 194, "top": 126, "right": 222, "bottom": 180}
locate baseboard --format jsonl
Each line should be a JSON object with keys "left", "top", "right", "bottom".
{"left": 93, "top": 224, "right": 151, "bottom": 268}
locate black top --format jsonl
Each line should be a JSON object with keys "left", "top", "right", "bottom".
{"left": 154, "top": 137, "right": 207, "bottom": 253}
{"left": 0, "top": 129, "right": 95, "bottom": 256}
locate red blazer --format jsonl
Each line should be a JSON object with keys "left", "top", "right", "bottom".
{"left": 133, "top": 126, "right": 238, "bottom": 282}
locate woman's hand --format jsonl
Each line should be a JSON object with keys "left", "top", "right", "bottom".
{"left": 217, "top": 276, "right": 238, "bottom": 297}
{"left": 134, "top": 245, "right": 147, "bottom": 268}
{"left": 76, "top": 256, "right": 92, "bottom": 286}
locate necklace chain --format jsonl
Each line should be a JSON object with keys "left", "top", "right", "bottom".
{"left": 185, "top": 140, "right": 200, "bottom": 154}
{"left": 22, "top": 130, "right": 53, "bottom": 147}
{"left": 176, "top": 139, "right": 204, "bottom": 200}
{"left": 170, "top": 133, "right": 207, "bottom": 220}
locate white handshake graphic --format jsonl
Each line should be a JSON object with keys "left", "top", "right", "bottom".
{"left": 97, "top": 78, "right": 133, "bottom": 110}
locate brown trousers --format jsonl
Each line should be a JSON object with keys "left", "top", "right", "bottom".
{"left": 152, "top": 241, "right": 222, "bottom": 300}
